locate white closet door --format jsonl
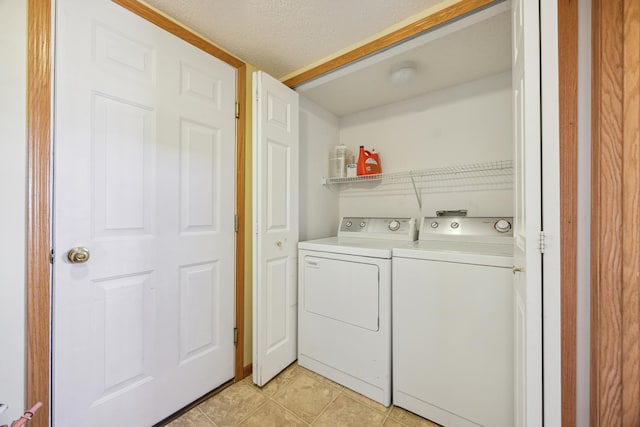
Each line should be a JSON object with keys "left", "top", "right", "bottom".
{"left": 512, "top": 0, "right": 543, "bottom": 425}
{"left": 53, "top": 1, "right": 236, "bottom": 425}
{"left": 252, "top": 71, "right": 299, "bottom": 386}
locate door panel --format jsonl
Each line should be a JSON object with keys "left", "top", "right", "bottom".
{"left": 178, "top": 262, "right": 220, "bottom": 362}
{"left": 253, "top": 71, "right": 299, "bottom": 386}
{"left": 93, "top": 94, "right": 154, "bottom": 236}
{"left": 267, "top": 141, "right": 291, "bottom": 229}
{"left": 266, "top": 257, "right": 289, "bottom": 352}
{"left": 54, "top": 1, "right": 236, "bottom": 425}
{"left": 179, "top": 120, "right": 221, "bottom": 232}
{"left": 512, "top": 0, "right": 543, "bottom": 425}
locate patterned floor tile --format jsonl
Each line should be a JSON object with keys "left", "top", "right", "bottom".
{"left": 166, "top": 407, "right": 215, "bottom": 427}
{"left": 388, "top": 406, "right": 441, "bottom": 427}
{"left": 261, "top": 362, "right": 302, "bottom": 396}
{"left": 273, "top": 371, "right": 340, "bottom": 423}
{"left": 312, "top": 394, "right": 386, "bottom": 427}
{"left": 381, "top": 417, "right": 405, "bottom": 427}
{"left": 198, "top": 382, "right": 267, "bottom": 427}
{"left": 238, "top": 401, "right": 307, "bottom": 427}
{"left": 341, "top": 387, "right": 392, "bottom": 414}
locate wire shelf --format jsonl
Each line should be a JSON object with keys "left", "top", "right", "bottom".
{"left": 322, "top": 159, "right": 514, "bottom": 186}
{"left": 322, "top": 159, "right": 514, "bottom": 209}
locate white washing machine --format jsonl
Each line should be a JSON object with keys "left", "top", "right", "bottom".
{"left": 298, "top": 217, "right": 417, "bottom": 406}
{"left": 392, "top": 216, "right": 514, "bottom": 427}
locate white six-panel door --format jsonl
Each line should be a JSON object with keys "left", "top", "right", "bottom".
{"left": 53, "top": 1, "right": 236, "bottom": 425}
{"left": 252, "top": 71, "right": 299, "bottom": 386}
{"left": 512, "top": 0, "right": 543, "bottom": 425}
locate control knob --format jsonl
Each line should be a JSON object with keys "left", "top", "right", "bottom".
{"left": 450, "top": 221, "right": 459, "bottom": 229}
{"left": 388, "top": 220, "right": 401, "bottom": 231}
{"left": 494, "top": 219, "right": 512, "bottom": 233}
{"left": 430, "top": 221, "right": 439, "bottom": 229}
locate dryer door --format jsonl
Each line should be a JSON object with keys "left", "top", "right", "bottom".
{"left": 298, "top": 250, "right": 392, "bottom": 406}
{"left": 303, "top": 255, "right": 380, "bottom": 331}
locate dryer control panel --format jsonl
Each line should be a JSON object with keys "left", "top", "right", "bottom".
{"left": 338, "top": 217, "right": 418, "bottom": 241}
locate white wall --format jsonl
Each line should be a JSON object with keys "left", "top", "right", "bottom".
{"left": 298, "top": 96, "right": 340, "bottom": 240}
{"left": 337, "top": 72, "right": 513, "bottom": 220}
{"left": 0, "top": 0, "right": 27, "bottom": 423}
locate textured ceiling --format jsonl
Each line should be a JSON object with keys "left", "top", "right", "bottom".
{"left": 142, "top": 0, "right": 448, "bottom": 78}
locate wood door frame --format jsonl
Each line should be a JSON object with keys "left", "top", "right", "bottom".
{"left": 284, "top": 0, "right": 578, "bottom": 423}
{"left": 26, "top": 2, "right": 52, "bottom": 426}
{"left": 558, "top": 0, "right": 578, "bottom": 425}
{"left": 26, "top": 2, "right": 247, "bottom": 426}
{"left": 591, "top": 0, "right": 640, "bottom": 425}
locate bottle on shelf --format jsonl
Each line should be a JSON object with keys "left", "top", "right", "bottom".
{"left": 357, "top": 145, "right": 381, "bottom": 175}
{"left": 329, "top": 144, "right": 352, "bottom": 178}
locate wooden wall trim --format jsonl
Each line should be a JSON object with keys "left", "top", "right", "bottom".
{"left": 26, "top": 0, "right": 52, "bottom": 426}
{"left": 282, "top": 0, "right": 495, "bottom": 87}
{"left": 112, "top": 0, "right": 244, "bottom": 69}
{"left": 235, "top": 64, "right": 247, "bottom": 381}
{"left": 558, "top": 0, "right": 578, "bottom": 425}
{"left": 112, "top": 0, "right": 248, "bottom": 382}
{"left": 590, "top": 0, "right": 638, "bottom": 427}
{"left": 621, "top": 0, "right": 640, "bottom": 424}
{"left": 243, "top": 363, "right": 253, "bottom": 379}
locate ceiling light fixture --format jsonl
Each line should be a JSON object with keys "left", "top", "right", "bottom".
{"left": 390, "top": 61, "right": 418, "bottom": 87}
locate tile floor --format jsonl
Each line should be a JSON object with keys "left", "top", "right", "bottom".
{"left": 166, "top": 362, "right": 440, "bottom": 427}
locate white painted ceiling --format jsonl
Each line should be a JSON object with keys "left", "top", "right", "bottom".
{"left": 142, "top": 0, "right": 447, "bottom": 78}
{"left": 296, "top": 4, "right": 511, "bottom": 116}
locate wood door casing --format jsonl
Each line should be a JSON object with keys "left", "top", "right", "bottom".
{"left": 26, "top": 1, "right": 52, "bottom": 425}
{"left": 591, "top": 0, "right": 640, "bottom": 425}
{"left": 558, "top": 1, "right": 578, "bottom": 425}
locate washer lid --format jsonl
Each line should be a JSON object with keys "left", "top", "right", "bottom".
{"left": 393, "top": 240, "right": 513, "bottom": 267}
{"left": 298, "top": 236, "right": 410, "bottom": 259}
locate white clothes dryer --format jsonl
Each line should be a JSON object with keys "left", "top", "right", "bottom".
{"left": 392, "top": 216, "right": 514, "bottom": 427}
{"left": 298, "top": 217, "right": 417, "bottom": 406}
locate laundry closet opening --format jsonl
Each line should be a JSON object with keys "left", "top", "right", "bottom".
{"left": 251, "top": 0, "right": 543, "bottom": 424}
{"left": 296, "top": 3, "right": 513, "bottom": 238}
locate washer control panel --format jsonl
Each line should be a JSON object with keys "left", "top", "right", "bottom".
{"left": 419, "top": 216, "right": 514, "bottom": 240}
{"left": 339, "top": 217, "right": 418, "bottom": 241}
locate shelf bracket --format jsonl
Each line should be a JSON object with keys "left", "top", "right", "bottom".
{"left": 409, "top": 171, "right": 422, "bottom": 209}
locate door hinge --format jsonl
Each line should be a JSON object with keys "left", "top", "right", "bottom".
{"left": 539, "top": 230, "right": 545, "bottom": 254}
{"left": 235, "top": 101, "right": 240, "bottom": 119}
{"left": 50, "top": 248, "right": 55, "bottom": 264}
{"left": 233, "top": 327, "right": 238, "bottom": 345}
{"left": 234, "top": 214, "right": 239, "bottom": 233}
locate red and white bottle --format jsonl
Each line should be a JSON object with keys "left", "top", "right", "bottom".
{"left": 357, "top": 146, "right": 381, "bottom": 175}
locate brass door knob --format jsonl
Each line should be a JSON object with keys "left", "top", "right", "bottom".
{"left": 67, "top": 247, "right": 90, "bottom": 264}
